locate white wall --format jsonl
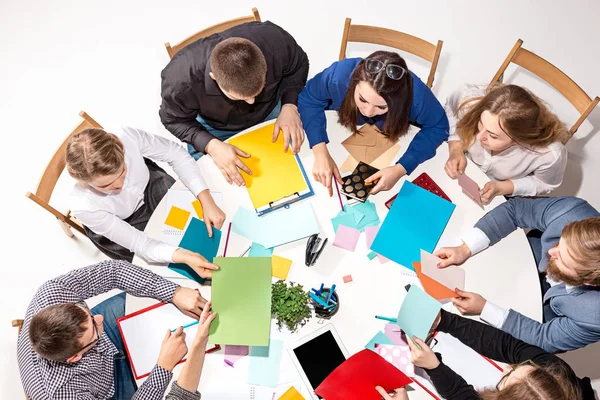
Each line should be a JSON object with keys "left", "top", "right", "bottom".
{"left": 1, "top": 0, "right": 599, "bottom": 398}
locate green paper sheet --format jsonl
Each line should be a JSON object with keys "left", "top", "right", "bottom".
{"left": 209, "top": 257, "right": 272, "bottom": 346}
{"left": 397, "top": 285, "right": 441, "bottom": 342}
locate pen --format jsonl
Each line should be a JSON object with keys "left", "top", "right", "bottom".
{"left": 375, "top": 315, "right": 398, "bottom": 323}
{"left": 171, "top": 320, "right": 199, "bottom": 332}
{"left": 223, "top": 222, "right": 232, "bottom": 257}
{"left": 325, "top": 284, "right": 336, "bottom": 304}
{"left": 239, "top": 245, "right": 251, "bottom": 257}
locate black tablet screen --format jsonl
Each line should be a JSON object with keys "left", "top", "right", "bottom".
{"left": 293, "top": 330, "right": 347, "bottom": 394}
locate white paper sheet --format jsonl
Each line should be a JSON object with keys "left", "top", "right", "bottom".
{"left": 421, "top": 250, "right": 465, "bottom": 291}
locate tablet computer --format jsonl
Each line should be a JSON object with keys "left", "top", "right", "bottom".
{"left": 287, "top": 324, "right": 349, "bottom": 400}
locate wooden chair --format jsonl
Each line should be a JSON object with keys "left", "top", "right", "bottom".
{"left": 25, "top": 111, "right": 102, "bottom": 238}
{"left": 489, "top": 39, "right": 600, "bottom": 137}
{"left": 164, "top": 7, "right": 261, "bottom": 59}
{"left": 338, "top": 17, "right": 444, "bottom": 88}
{"left": 12, "top": 319, "right": 29, "bottom": 399}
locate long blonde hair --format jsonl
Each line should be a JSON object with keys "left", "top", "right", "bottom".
{"left": 65, "top": 128, "right": 125, "bottom": 182}
{"left": 479, "top": 362, "right": 582, "bottom": 400}
{"left": 456, "top": 84, "right": 569, "bottom": 150}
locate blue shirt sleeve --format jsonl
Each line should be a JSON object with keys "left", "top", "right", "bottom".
{"left": 298, "top": 59, "right": 359, "bottom": 148}
{"left": 398, "top": 73, "right": 449, "bottom": 174}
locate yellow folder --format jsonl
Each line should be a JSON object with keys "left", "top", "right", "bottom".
{"left": 228, "top": 122, "right": 308, "bottom": 210}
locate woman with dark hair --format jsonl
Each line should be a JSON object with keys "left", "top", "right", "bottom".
{"left": 298, "top": 51, "right": 449, "bottom": 196}
{"left": 404, "top": 310, "right": 594, "bottom": 400}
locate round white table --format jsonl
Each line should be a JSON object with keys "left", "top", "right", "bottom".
{"left": 129, "top": 111, "right": 542, "bottom": 398}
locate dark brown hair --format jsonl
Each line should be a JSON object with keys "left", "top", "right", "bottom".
{"left": 66, "top": 128, "right": 125, "bottom": 182}
{"left": 479, "top": 362, "right": 582, "bottom": 400}
{"left": 29, "top": 304, "right": 90, "bottom": 361}
{"left": 337, "top": 50, "right": 413, "bottom": 142}
{"left": 210, "top": 37, "right": 267, "bottom": 97}
{"left": 456, "top": 84, "right": 569, "bottom": 150}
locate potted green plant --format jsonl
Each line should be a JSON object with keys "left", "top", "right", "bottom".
{"left": 271, "top": 280, "right": 312, "bottom": 332}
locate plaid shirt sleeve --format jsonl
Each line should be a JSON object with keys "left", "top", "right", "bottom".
{"left": 37, "top": 260, "right": 178, "bottom": 308}
{"left": 133, "top": 365, "right": 174, "bottom": 400}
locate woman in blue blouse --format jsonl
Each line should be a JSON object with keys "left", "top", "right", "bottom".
{"left": 298, "top": 51, "right": 449, "bottom": 196}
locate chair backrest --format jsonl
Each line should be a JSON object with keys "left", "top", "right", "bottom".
{"left": 489, "top": 39, "right": 600, "bottom": 137}
{"left": 338, "top": 17, "right": 444, "bottom": 88}
{"left": 25, "top": 111, "right": 103, "bottom": 235}
{"left": 12, "top": 319, "right": 28, "bottom": 399}
{"left": 164, "top": 7, "right": 261, "bottom": 59}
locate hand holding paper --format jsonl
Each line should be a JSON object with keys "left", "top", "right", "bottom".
{"left": 457, "top": 173, "right": 483, "bottom": 205}
{"left": 406, "top": 336, "right": 440, "bottom": 370}
{"left": 420, "top": 250, "right": 465, "bottom": 292}
{"left": 396, "top": 285, "right": 441, "bottom": 343}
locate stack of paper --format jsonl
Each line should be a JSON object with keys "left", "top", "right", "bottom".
{"left": 231, "top": 202, "right": 319, "bottom": 248}
{"left": 209, "top": 257, "right": 272, "bottom": 346}
{"left": 371, "top": 181, "right": 455, "bottom": 271}
{"left": 330, "top": 200, "right": 380, "bottom": 233}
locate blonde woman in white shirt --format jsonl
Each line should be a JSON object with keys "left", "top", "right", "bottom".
{"left": 66, "top": 127, "right": 225, "bottom": 278}
{"left": 444, "top": 84, "right": 569, "bottom": 204}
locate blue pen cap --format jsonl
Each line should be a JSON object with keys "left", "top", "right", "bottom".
{"left": 311, "top": 288, "right": 340, "bottom": 319}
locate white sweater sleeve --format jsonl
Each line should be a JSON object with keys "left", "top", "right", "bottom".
{"left": 511, "top": 143, "right": 568, "bottom": 196}
{"left": 75, "top": 208, "right": 177, "bottom": 263}
{"left": 122, "top": 126, "right": 209, "bottom": 197}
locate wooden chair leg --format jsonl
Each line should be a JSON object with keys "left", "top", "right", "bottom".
{"left": 59, "top": 219, "right": 74, "bottom": 238}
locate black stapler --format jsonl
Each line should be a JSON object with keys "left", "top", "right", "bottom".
{"left": 305, "top": 234, "right": 327, "bottom": 266}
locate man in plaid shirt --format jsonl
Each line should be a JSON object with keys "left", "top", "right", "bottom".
{"left": 17, "top": 259, "right": 215, "bottom": 399}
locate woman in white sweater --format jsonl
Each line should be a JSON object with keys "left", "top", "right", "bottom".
{"left": 444, "top": 84, "right": 569, "bottom": 204}
{"left": 66, "top": 126, "right": 225, "bottom": 278}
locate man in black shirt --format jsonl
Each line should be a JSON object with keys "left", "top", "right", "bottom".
{"left": 160, "top": 21, "right": 309, "bottom": 186}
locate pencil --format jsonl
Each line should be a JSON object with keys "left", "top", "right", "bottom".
{"left": 375, "top": 315, "right": 398, "bottom": 323}
{"left": 334, "top": 177, "right": 344, "bottom": 211}
{"left": 171, "top": 320, "right": 199, "bottom": 332}
{"left": 223, "top": 222, "right": 232, "bottom": 257}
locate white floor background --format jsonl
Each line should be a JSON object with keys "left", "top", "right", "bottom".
{"left": 1, "top": 0, "right": 599, "bottom": 398}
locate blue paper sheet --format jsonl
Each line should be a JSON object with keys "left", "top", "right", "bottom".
{"left": 365, "top": 330, "right": 395, "bottom": 351}
{"left": 397, "top": 285, "right": 441, "bottom": 342}
{"left": 331, "top": 212, "right": 357, "bottom": 233}
{"left": 232, "top": 202, "right": 319, "bottom": 249}
{"left": 247, "top": 339, "right": 284, "bottom": 387}
{"left": 249, "top": 242, "right": 274, "bottom": 257}
{"left": 371, "top": 181, "right": 455, "bottom": 270}
{"left": 168, "top": 218, "right": 221, "bottom": 283}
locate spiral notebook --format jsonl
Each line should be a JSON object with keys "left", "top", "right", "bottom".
{"left": 163, "top": 189, "right": 223, "bottom": 245}
{"left": 203, "top": 385, "right": 275, "bottom": 399}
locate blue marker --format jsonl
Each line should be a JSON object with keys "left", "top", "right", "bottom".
{"left": 171, "top": 320, "right": 199, "bottom": 332}
{"left": 325, "top": 284, "right": 336, "bottom": 304}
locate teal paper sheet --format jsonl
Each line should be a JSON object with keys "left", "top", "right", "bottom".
{"left": 371, "top": 181, "right": 455, "bottom": 271}
{"left": 397, "top": 285, "right": 441, "bottom": 342}
{"left": 247, "top": 339, "right": 284, "bottom": 387}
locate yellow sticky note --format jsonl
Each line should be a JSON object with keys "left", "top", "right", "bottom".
{"left": 191, "top": 199, "right": 203, "bottom": 219}
{"left": 272, "top": 255, "right": 293, "bottom": 280}
{"left": 164, "top": 206, "right": 191, "bottom": 230}
{"left": 228, "top": 122, "right": 308, "bottom": 209}
{"left": 278, "top": 386, "right": 305, "bottom": 400}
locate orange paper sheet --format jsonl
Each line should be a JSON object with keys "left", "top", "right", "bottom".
{"left": 228, "top": 123, "right": 308, "bottom": 209}
{"left": 278, "top": 386, "right": 305, "bottom": 400}
{"left": 191, "top": 199, "right": 203, "bottom": 219}
{"left": 413, "top": 262, "right": 457, "bottom": 300}
{"left": 164, "top": 206, "right": 191, "bottom": 230}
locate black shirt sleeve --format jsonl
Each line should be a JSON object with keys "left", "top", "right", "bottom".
{"left": 427, "top": 360, "right": 480, "bottom": 399}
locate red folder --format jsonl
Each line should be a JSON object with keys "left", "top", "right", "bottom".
{"left": 315, "top": 349, "right": 411, "bottom": 400}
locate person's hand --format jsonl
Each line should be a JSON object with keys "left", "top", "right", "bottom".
{"left": 445, "top": 141, "right": 467, "bottom": 179}
{"left": 172, "top": 286, "right": 209, "bottom": 319}
{"left": 191, "top": 300, "right": 217, "bottom": 349}
{"left": 172, "top": 248, "right": 219, "bottom": 280}
{"left": 197, "top": 190, "right": 225, "bottom": 237}
{"left": 375, "top": 386, "right": 408, "bottom": 400}
{"left": 312, "top": 143, "right": 343, "bottom": 197}
{"left": 273, "top": 104, "right": 304, "bottom": 154}
{"left": 156, "top": 327, "right": 188, "bottom": 371}
{"left": 205, "top": 139, "right": 252, "bottom": 186}
{"left": 480, "top": 180, "right": 514, "bottom": 205}
{"left": 434, "top": 242, "right": 472, "bottom": 268}
{"left": 452, "top": 288, "right": 486, "bottom": 315}
{"left": 365, "top": 164, "right": 407, "bottom": 195}
{"left": 406, "top": 336, "right": 440, "bottom": 370}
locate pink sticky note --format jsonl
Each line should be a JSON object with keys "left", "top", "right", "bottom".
{"left": 458, "top": 173, "right": 483, "bottom": 205}
{"left": 364, "top": 225, "right": 389, "bottom": 263}
{"left": 333, "top": 225, "right": 361, "bottom": 251}
{"left": 343, "top": 275, "right": 353, "bottom": 283}
{"left": 374, "top": 343, "right": 415, "bottom": 377}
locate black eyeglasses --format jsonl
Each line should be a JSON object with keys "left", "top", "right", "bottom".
{"left": 496, "top": 359, "right": 539, "bottom": 390}
{"left": 365, "top": 59, "right": 407, "bottom": 80}
{"left": 70, "top": 302, "right": 100, "bottom": 358}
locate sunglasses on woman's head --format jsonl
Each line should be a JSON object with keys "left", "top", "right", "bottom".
{"left": 365, "top": 59, "right": 407, "bottom": 80}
